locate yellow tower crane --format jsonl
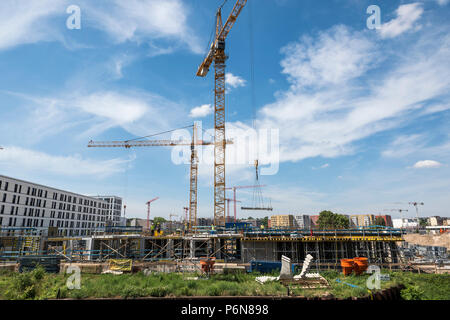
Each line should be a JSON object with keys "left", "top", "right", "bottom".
{"left": 88, "top": 124, "right": 208, "bottom": 233}
{"left": 196, "top": 0, "right": 247, "bottom": 227}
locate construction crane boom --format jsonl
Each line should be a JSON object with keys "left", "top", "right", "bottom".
{"left": 225, "top": 198, "right": 242, "bottom": 223}
{"left": 88, "top": 124, "right": 213, "bottom": 233}
{"left": 196, "top": 0, "right": 247, "bottom": 78}
{"left": 197, "top": 0, "right": 247, "bottom": 227}
{"left": 409, "top": 202, "right": 424, "bottom": 232}
{"left": 225, "top": 185, "right": 266, "bottom": 221}
{"left": 88, "top": 140, "right": 212, "bottom": 148}
{"left": 146, "top": 197, "right": 159, "bottom": 230}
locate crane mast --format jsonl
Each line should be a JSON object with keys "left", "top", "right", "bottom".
{"left": 189, "top": 125, "right": 199, "bottom": 232}
{"left": 197, "top": 0, "right": 247, "bottom": 227}
{"left": 88, "top": 124, "right": 209, "bottom": 233}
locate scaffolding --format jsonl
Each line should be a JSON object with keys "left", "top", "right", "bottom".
{"left": 1, "top": 226, "right": 406, "bottom": 271}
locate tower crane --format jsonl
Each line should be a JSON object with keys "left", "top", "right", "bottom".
{"left": 196, "top": 0, "right": 247, "bottom": 227}
{"left": 225, "top": 185, "right": 267, "bottom": 222}
{"left": 88, "top": 124, "right": 212, "bottom": 233}
{"left": 409, "top": 202, "right": 424, "bottom": 232}
{"left": 384, "top": 208, "right": 408, "bottom": 218}
{"left": 225, "top": 198, "right": 241, "bottom": 223}
{"left": 146, "top": 197, "right": 159, "bottom": 230}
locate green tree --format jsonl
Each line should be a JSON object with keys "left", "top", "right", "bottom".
{"left": 335, "top": 214, "right": 350, "bottom": 229}
{"left": 317, "top": 211, "right": 349, "bottom": 229}
{"left": 152, "top": 217, "right": 166, "bottom": 225}
{"left": 419, "top": 218, "right": 428, "bottom": 227}
{"left": 259, "top": 216, "right": 269, "bottom": 228}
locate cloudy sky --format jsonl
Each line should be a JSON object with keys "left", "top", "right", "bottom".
{"left": 0, "top": 0, "right": 449, "bottom": 220}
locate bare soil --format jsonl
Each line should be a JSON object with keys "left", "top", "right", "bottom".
{"left": 403, "top": 233, "right": 450, "bottom": 249}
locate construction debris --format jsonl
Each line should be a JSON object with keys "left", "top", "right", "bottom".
{"left": 298, "top": 254, "right": 314, "bottom": 278}
{"left": 279, "top": 255, "right": 293, "bottom": 280}
{"left": 101, "top": 270, "right": 123, "bottom": 275}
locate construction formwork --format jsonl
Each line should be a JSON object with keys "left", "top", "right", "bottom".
{"left": 2, "top": 227, "right": 405, "bottom": 270}
{"left": 240, "top": 237, "right": 403, "bottom": 267}
{"left": 0, "top": 227, "right": 42, "bottom": 260}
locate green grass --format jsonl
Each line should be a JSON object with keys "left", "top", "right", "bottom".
{"left": 0, "top": 268, "right": 448, "bottom": 300}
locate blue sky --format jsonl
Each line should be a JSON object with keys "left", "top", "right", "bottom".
{"left": 0, "top": 0, "right": 449, "bottom": 220}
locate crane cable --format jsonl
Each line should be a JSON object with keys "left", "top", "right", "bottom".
{"left": 248, "top": 0, "right": 270, "bottom": 211}
{"left": 125, "top": 125, "right": 194, "bottom": 142}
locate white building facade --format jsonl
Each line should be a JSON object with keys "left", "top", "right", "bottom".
{"left": 93, "top": 196, "right": 122, "bottom": 226}
{"left": 294, "top": 215, "right": 311, "bottom": 229}
{"left": 392, "top": 218, "right": 419, "bottom": 229}
{"left": 0, "top": 175, "right": 109, "bottom": 236}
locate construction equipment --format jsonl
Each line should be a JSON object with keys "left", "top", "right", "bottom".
{"left": 183, "top": 206, "right": 189, "bottom": 226}
{"left": 242, "top": 160, "right": 273, "bottom": 211}
{"left": 409, "top": 202, "right": 424, "bottom": 232}
{"left": 88, "top": 124, "right": 213, "bottom": 233}
{"left": 225, "top": 185, "right": 267, "bottom": 221}
{"left": 196, "top": 0, "right": 247, "bottom": 227}
{"left": 146, "top": 197, "right": 159, "bottom": 230}
{"left": 225, "top": 198, "right": 241, "bottom": 223}
{"left": 384, "top": 209, "right": 408, "bottom": 229}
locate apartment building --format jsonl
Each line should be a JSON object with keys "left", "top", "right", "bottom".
{"left": 271, "top": 215, "right": 295, "bottom": 229}
{"left": 350, "top": 214, "right": 375, "bottom": 227}
{"left": 294, "top": 215, "right": 311, "bottom": 229}
{"left": 0, "top": 175, "right": 109, "bottom": 236}
{"left": 93, "top": 196, "right": 122, "bottom": 226}
{"left": 392, "top": 218, "right": 419, "bottom": 229}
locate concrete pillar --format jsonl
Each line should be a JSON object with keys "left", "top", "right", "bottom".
{"left": 167, "top": 239, "right": 174, "bottom": 259}
{"left": 140, "top": 238, "right": 145, "bottom": 260}
{"left": 190, "top": 239, "right": 194, "bottom": 259}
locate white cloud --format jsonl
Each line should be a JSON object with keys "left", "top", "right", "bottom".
{"left": 312, "top": 163, "right": 330, "bottom": 170}
{"left": 7, "top": 89, "right": 181, "bottom": 142}
{"left": 280, "top": 25, "right": 376, "bottom": 88}
{"left": 226, "top": 73, "right": 247, "bottom": 89}
{"left": 437, "top": 0, "right": 449, "bottom": 6}
{"left": 0, "top": 0, "right": 201, "bottom": 54}
{"left": 0, "top": 0, "right": 67, "bottom": 50}
{"left": 73, "top": 92, "right": 149, "bottom": 125}
{"left": 412, "top": 160, "right": 443, "bottom": 168}
{"left": 189, "top": 104, "right": 213, "bottom": 118}
{"left": 379, "top": 3, "right": 424, "bottom": 39}
{"left": 109, "top": 54, "right": 136, "bottom": 79}
{"left": 253, "top": 24, "right": 450, "bottom": 163}
{"left": 0, "top": 146, "right": 134, "bottom": 178}
{"left": 382, "top": 134, "right": 426, "bottom": 158}
{"left": 85, "top": 0, "right": 202, "bottom": 53}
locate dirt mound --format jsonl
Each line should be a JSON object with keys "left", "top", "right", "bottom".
{"left": 403, "top": 233, "right": 450, "bottom": 249}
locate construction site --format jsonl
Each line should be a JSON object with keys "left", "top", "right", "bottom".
{"left": 0, "top": 0, "right": 448, "bottom": 276}
{"left": 0, "top": 225, "right": 412, "bottom": 272}
{"left": 1, "top": 0, "right": 450, "bottom": 303}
